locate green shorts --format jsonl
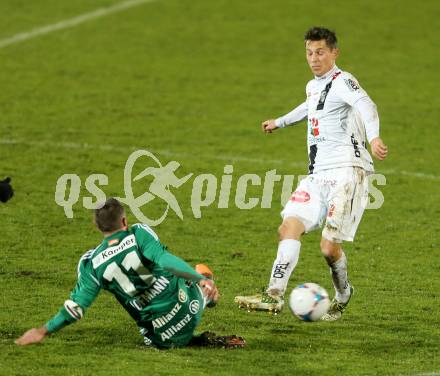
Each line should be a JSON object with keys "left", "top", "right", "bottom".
{"left": 140, "top": 279, "right": 205, "bottom": 349}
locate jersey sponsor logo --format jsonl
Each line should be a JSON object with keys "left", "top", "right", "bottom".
{"left": 160, "top": 313, "right": 192, "bottom": 341}
{"left": 308, "top": 135, "right": 326, "bottom": 144}
{"left": 189, "top": 300, "right": 200, "bottom": 314}
{"left": 291, "top": 191, "right": 310, "bottom": 203}
{"left": 344, "top": 78, "right": 360, "bottom": 92}
{"left": 309, "top": 117, "right": 319, "bottom": 136}
{"left": 178, "top": 288, "right": 188, "bottom": 303}
{"left": 92, "top": 234, "right": 136, "bottom": 268}
{"left": 152, "top": 302, "right": 182, "bottom": 329}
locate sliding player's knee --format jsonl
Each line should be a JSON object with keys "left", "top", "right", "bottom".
{"left": 278, "top": 217, "right": 305, "bottom": 240}
{"left": 320, "top": 237, "right": 341, "bottom": 263}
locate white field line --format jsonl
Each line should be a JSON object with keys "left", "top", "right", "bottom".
{"left": 0, "top": 138, "right": 304, "bottom": 168}
{"left": 1, "top": 138, "right": 438, "bottom": 180}
{"left": 0, "top": 0, "right": 156, "bottom": 49}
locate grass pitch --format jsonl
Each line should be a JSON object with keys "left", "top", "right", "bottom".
{"left": 1, "top": 0, "right": 439, "bottom": 375}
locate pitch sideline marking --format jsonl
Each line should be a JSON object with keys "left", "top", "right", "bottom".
{"left": 1, "top": 138, "right": 439, "bottom": 180}
{"left": 0, "top": 0, "right": 156, "bottom": 49}
{"left": 0, "top": 138, "right": 305, "bottom": 168}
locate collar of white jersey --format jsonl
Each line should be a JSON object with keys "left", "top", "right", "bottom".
{"left": 314, "top": 65, "right": 339, "bottom": 81}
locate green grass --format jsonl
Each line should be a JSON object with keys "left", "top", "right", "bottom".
{"left": 1, "top": 0, "right": 439, "bottom": 375}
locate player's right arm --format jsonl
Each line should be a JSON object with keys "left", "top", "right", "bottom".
{"left": 15, "top": 252, "right": 101, "bottom": 346}
{"left": 132, "top": 224, "right": 206, "bottom": 281}
{"left": 262, "top": 101, "right": 308, "bottom": 133}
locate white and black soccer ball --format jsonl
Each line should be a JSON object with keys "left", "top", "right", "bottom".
{"left": 289, "top": 283, "right": 330, "bottom": 322}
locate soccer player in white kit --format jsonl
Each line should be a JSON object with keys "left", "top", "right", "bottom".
{"left": 235, "top": 27, "right": 388, "bottom": 320}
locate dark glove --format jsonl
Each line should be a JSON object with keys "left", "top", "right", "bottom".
{"left": 0, "top": 177, "right": 14, "bottom": 203}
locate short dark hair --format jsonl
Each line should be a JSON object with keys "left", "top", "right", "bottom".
{"left": 304, "top": 27, "right": 338, "bottom": 49}
{"left": 94, "top": 198, "right": 125, "bottom": 232}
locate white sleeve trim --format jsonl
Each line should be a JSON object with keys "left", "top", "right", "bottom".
{"left": 64, "top": 299, "right": 84, "bottom": 320}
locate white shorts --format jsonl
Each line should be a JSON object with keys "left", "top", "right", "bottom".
{"left": 281, "top": 167, "right": 369, "bottom": 242}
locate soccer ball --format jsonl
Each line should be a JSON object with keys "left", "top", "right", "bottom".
{"left": 289, "top": 283, "right": 330, "bottom": 321}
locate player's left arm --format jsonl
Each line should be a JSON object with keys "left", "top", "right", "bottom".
{"left": 15, "top": 255, "right": 101, "bottom": 346}
{"left": 335, "top": 75, "right": 388, "bottom": 160}
{"left": 132, "top": 224, "right": 205, "bottom": 281}
{"left": 352, "top": 97, "right": 388, "bottom": 160}
{"left": 132, "top": 224, "right": 218, "bottom": 301}
{"left": 156, "top": 251, "right": 218, "bottom": 302}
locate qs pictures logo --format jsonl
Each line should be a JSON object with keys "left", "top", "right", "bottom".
{"left": 54, "top": 149, "right": 386, "bottom": 226}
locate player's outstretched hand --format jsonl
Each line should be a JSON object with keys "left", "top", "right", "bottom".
{"left": 370, "top": 138, "right": 388, "bottom": 160}
{"left": 15, "top": 327, "right": 48, "bottom": 346}
{"left": 261, "top": 119, "right": 279, "bottom": 133}
{"left": 199, "top": 279, "right": 219, "bottom": 304}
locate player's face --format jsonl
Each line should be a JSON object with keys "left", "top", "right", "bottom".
{"left": 305, "top": 40, "right": 339, "bottom": 77}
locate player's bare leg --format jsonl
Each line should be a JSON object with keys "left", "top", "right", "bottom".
{"left": 234, "top": 217, "right": 305, "bottom": 313}
{"left": 320, "top": 237, "right": 354, "bottom": 321}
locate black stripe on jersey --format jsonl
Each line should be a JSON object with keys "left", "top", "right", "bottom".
{"left": 316, "top": 71, "right": 341, "bottom": 110}
{"left": 316, "top": 81, "right": 333, "bottom": 110}
{"left": 308, "top": 144, "right": 318, "bottom": 174}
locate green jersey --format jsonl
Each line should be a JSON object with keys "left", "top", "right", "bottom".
{"left": 46, "top": 223, "right": 206, "bottom": 348}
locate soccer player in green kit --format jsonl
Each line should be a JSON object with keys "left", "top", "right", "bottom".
{"left": 16, "top": 198, "right": 245, "bottom": 349}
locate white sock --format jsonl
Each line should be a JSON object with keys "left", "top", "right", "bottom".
{"left": 267, "top": 239, "right": 301, "bottom": 297}
{"left": 329, "top": 251, "right": 351, "bottom": 303}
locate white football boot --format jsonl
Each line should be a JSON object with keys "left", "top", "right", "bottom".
{"left": 234, "top": 289, "right": 284, "bottom": 314}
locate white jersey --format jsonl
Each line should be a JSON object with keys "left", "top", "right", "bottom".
{"left": 276, "top": 65, "right": 379, "bottom": 174}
